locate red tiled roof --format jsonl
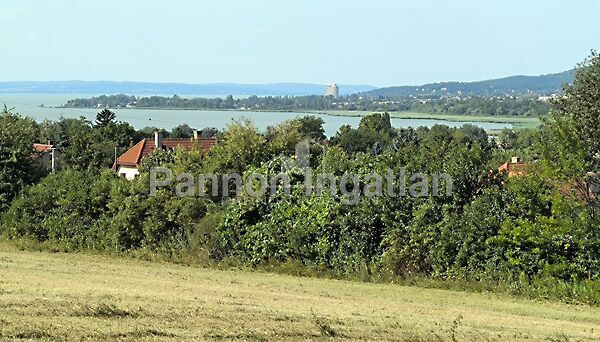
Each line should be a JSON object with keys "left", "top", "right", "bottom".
{"left": 498, "top": 162, "right": 527, "bottom": 177}
{"left": 115, "top": 140, "right": 146, "bottom": 167}
{"left": 115, "top": 138, "right": 217, "bottom": 168}
{"left": 33, "top": 143, "right": 54, "bottom": 153}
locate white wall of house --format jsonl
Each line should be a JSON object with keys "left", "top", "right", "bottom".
{"left": 117, "top": 166, "right": 140, "bottom": 180}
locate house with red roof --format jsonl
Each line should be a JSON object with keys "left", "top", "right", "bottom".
{"left": 33, "top": 142, "right": 60, "bottom": 172}
{"left": 498, "top": 157, "right": 527, "bottom": 177}
{"left": 114, "top": 132, "right": 216, "bottom": 180}
{"left": 497, "top": 157, "right": 598, "bottom": 202}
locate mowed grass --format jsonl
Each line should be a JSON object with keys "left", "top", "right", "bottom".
{"left": 0, "top": 244, "right": 598, "bottom": 341}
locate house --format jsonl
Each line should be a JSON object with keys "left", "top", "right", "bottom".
{"left": 498, "top": 158, "right": 599, "bottom": 202}
{"left": 114, "top": 132, "right": 216, "bottom": 180}
{"left": 498, "top": 156, "right": 527, "bottom": 177}
{"left": 33, "top": 142, "right": 60, "bottom": 172}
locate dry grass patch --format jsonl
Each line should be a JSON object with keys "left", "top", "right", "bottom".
{"left": 0, "top": 242, "right": 598, "bottom": 341}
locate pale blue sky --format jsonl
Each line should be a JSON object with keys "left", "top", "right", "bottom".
{"left": 1, "top": 0, "right": 598, "bottom": 86}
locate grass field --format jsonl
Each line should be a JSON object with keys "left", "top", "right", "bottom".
{"left": 1, "top": 243, "right": 598, "bottom": 341}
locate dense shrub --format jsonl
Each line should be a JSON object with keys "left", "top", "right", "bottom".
{"left": 1, "top": 169, "right": 107, "bottom": 247}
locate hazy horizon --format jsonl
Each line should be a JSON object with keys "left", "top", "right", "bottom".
{"left": 1, "top": 0, "right": 598, "bottom": 86}
{"left": 0, "top": 69, "right": 572, "bottom": 89}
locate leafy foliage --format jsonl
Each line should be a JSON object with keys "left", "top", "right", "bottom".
{"left": 550, "top": 50, "right": 600, "bottom": 171}
{"left": 94, "top": 109, "right": 116, "bottom": 128}
{"left": 0, "top": 108, "right": 40, "bottom": 212}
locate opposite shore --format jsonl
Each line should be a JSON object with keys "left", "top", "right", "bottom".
{"left": 53, "top": 105, "right": 541, "bottom": 130}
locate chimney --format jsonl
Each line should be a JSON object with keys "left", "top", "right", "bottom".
{"left": 154, "top": 131, "right": 163, "bottom": 150}
{"left": 511, "top": 156, "right": 521, "bottom": 163}
{"left": 193, "top": 129, "right": 199, "bottom": 140}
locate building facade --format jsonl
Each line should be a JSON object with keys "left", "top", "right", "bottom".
{"left": 33, "top": 143, "right": 60, "bottom": 172}
{"left": 325, "top": 84, "right": 339, "bottom": 97}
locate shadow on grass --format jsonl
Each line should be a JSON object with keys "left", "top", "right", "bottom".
{"left": 75, "top": 301, "right": 143, "bottom": 319}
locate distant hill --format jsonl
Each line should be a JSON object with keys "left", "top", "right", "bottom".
{"left": 0, "top": 70, "right": 576, "bottom": 97}
{"left": 0, "top": 81, "right": 376, "bottom": 96}
{"left": 366, "top": 70, "right": 574, "bottom": 97}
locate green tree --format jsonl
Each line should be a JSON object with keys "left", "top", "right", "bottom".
{"left": 0, "top": 107, "right": 40, "bottom": 212}
{"left": 297, "top": 115, "right": 326, "bottom": 140}
{"left": 537, "top": 52, "right": 600, "bottom": 213}
{"left": 549, "top": 51, "right": 600, "bottom": 171}
{"left": 334, "top": 113, "right": 395, "bottom": 154}
{"left": 171, "top": 124, "right": 194, "bottom": 138}
{"left": 223, "top": 95, "right": 235, "bottom": 109}
{"left": 100, "top": 121, "right": 140, "bottom": 150}
{"left": 1, "top": 169, "right": 109, "bottom": 245}
{"left": 139, "top": 127, "right": 169, "bottom": 139}
{"left": 204, "top": 118, "right": 268, "bottom": 174}
{"left": 54, "top": 117, "right": 113, "bottom": 170}
{"left": 266, "top": 119, "right": 303, "bottom": 156}
{"left": 94, "top": 109, "right": 116, "bottom": 128}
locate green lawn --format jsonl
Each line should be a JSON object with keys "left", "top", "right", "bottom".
{"left": 0, "top": 243, "right": 597, "bottom": 341}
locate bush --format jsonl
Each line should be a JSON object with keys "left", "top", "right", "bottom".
{"left": 1, "top": 169, "right": 105, "bottom": 247}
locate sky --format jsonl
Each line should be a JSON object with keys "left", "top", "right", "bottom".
{"left": 1, "top": 0, "right": 598, "bottom": 86}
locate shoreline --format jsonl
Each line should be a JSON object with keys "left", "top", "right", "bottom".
{"left": 55, "top": 106, "right": 541, "bottom": 128}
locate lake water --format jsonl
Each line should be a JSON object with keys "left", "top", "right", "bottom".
{"left": 1, "top": 93, "right": 512, "bottom": 137}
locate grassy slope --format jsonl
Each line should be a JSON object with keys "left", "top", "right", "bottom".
{"left": 1, "top": 244, "right": 598, "bottom": 341}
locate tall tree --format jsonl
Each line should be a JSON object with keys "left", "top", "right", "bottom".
{"left": 223, "top": 95, "right": 235, "bottom": 109}
{"left": 94, "top": 109, "right": 116, "bottom": 128}
{"left": 550, "top": 50, "right": 600, "bottom": 171}
{"left": 538, "top": 51, "right": 600, "bottom": 214}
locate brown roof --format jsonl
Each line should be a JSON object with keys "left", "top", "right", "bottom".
{"left": 33, "top": 143, "right": 54, "bottom": 153}
{"left": 115, "top": 138, "right": 217, "bottom": 167}
{"left": 498, "top": 162, "right": 527, "bottom": 177}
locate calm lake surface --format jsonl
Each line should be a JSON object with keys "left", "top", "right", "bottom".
{"left": 1, "top": 93, "right": 512, "bottom": 137}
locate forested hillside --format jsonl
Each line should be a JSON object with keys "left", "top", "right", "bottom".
{"left": 367, "top": 70, "right": 574, "bottom": 97}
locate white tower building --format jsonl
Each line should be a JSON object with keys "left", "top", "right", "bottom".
{"left": 325, "top": 84, "right": 339, "bottom": 97}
